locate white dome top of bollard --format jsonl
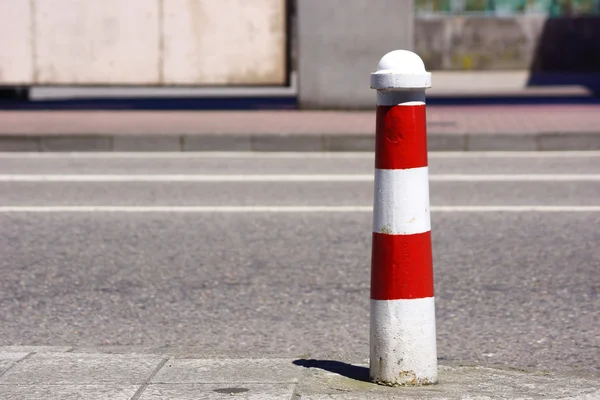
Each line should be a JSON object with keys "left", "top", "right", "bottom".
{"left": 371, "top": 50, "right": 432, "bottom": 90}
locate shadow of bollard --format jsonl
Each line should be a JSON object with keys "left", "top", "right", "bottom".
{"left": 293, "top": 359, "right": 369, "bottom": 382}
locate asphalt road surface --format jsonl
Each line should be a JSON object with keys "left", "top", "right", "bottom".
{"left": 0, "top": 151, "right": 598, "bottom": 378}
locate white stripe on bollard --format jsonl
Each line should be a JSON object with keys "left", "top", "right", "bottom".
{"left": 373, "top": 167, "right": 431, "bottom": 235}
{"left": 370, "top": 297, "right": 437, "bottom": 384}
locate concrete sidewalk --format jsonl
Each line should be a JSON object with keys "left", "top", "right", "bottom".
{"left": 1, "top": 105, "right": 599, "bottom": 152}
{"left": 0, "top": 347, "right": 598, "bottom": 399}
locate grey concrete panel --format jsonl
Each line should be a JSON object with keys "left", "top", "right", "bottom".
{"left": 467, "top": 134, "right": 537, "bottom": 151}
{"left": 0, "top": 354, "right": 597, "bottom": 399}
{"left": 251, "top": 135, "right": 322, "bottom": 151}
{"left": 427, "top": 134, "right": 466, "bottom": 151}
{"left": 297, "top": 0, "right": 413, "bottom": 109}
{"left": 0, "top": 353, "right": 164, "bottom": 384}
{"left": 152, "top": 359, "right": 301, "bottom": 384}
{"left": 0, "top": 346, "right": 71, "bottom": 353}
{"left": 296, "top": 363, "right": 600, "bottom": 399}
{"left": 0, "top": 353, "right": 29, "bottom": 376}
{"left": 323, "top": 135, "right": 375, "bottom": 152}
{"left": 538, "top": 133, "right": 600, "bottom": 151}
{"left": 183, "top": 135, "right": 252, "bottom": 151}
{"left": 140, "top": 383, "right": 296, "bottom": 400}
{"left": 113, "top": 136, "right": 182, "bottom": 152}
{"left": 0, "top": 137, "right": 39, "bottom": 151}
{"left": 40, "top": 136, "right": 112, "bottom": 152}
{"left": 0, "top": 385, "right": 138, "bottom": 400}
{"left": 70, "top": 346, "right": 163, "bottom": 354}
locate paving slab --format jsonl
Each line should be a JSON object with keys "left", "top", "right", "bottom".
{"left": 0, "top": 137, "right": 39, "bottom": 151}
{"left": 466, "top": 134, "right": 537, "bottom": 151}
{"left": 140, "top": 383, "right": 296, "bottom": 400}
{"left": 0, "top": 351, "right": 598, "bottom": 399}
{"left": 0, "top": 346, "right": 71, "bottom": 353}
{"left": 0, "top": 352, "right": 29, "bottom": 376}
{"left": 113, "top": 135, "right": 182, "bottom": 152}
{"left": 69, "top": 346, "right": 164, "bottom": 354}
{"left": 152, "top": 358, "right": 302, "bottom": 384}
{"left": 0, "top": 385, "right": 139, "bottom": 400}
{"left": 294, "top": 361, "right": 600, "bottom": 399}
{"left": 251, "top": 134, "right": 322, "bottom": 152}
{"left": 39, "top": 136, "right": 112, "bottom": 152}
{"left": 538, "top": 133, "right": 600, "bottom": 151}
{"left": 183, "top": 134, "right": 251, "bottom": 151}
{"left": 0, "top": 353, "right": 165, "bottom": 385}
{"left": 322, "top": 135, "right": 375, "bottom": 152}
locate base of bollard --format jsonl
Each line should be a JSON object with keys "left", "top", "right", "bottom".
{"left": 371, "top": 378, "right": 438, "bottom": 387}
{"left": 370, "top": 371, "right": 438, "bottom": 387}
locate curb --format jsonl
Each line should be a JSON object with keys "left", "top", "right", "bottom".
{"left": 1, "top": 132, "right": 599, "bottom": 152}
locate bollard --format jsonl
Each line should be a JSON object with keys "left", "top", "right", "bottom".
{"left": 369, "top": 50, "right": 437, "bottom": 386}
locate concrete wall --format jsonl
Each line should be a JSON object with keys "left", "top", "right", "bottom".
{"left": 162, "top": 0, "right": 286, "bottom": 85}
{"left": 34, "top": 0, "right": 161, "bottom": 84}
{"left": 415, "top": 15, "right": 600, "bottom": 78}
{"left": 297, "top": 0, "right": 414, "bottom": 109}
{"left": 0, "top": 0, "right": 287, "bottom": 86}
{"left": 415, "top": 15, "right": 546, "bottom": 70}
{"left": 0, "top": 1, "right": 32, "bottom": 84}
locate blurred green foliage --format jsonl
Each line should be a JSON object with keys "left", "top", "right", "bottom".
{"left": 415, "top": 0, "right": 600, "bottom": 15}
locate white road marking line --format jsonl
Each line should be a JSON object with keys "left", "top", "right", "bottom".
{"left": 431, "top": 175, "right": 600, "bottom": 182}
{"left": 433, "top": 206, "right": 600, "bottom": 212}
{"left": 0, "top": 174, "right": 598, "bottom": 182}
{"left": 0, "top": 151, "right": 598, "bottom": 159}
{"left": 0, "top": 206, "right": 598, "bottom": 213}
{"left": 0, "top": 206, "right": 371, "bottom": 213}
{"left": 430, "top": 151, "right": 600, "bottom": 159}
{"left": 0, "top": 152, "right": 376, "bottom": 159}
{"left": 0, "top": 174, "right": 373, "bottom": 182}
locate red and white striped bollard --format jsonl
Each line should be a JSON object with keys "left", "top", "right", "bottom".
{"left": 369, "top": 50, "right": 437, "bottom": 386}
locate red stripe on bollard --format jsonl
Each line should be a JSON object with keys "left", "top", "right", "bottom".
{"left": 370, "top": 231, "right": 434, "bottom": 300}
{"left": 375, "top": 105, "right": 428, "bottom": 170}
